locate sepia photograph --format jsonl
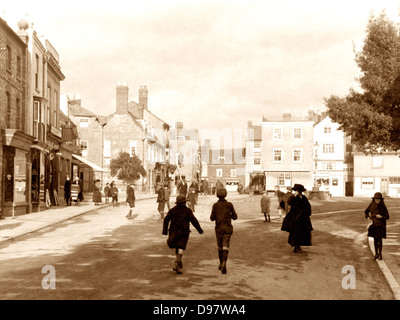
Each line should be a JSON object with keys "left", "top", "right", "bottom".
{"left": 1, "top": 0, "right": 400, "bottom": 312}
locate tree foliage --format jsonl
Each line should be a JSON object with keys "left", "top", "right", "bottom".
{"left": 325, "top": 12, "right": 400, "bottom": 152}
{"left": 109, "top": 151, "right": 146, "bottom": 184}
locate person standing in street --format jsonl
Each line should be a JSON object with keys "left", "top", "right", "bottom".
{"left": 177, "top": 175, "right": 188, "bottom": 197}
{"left": 110, "top": 181, "right": 119, "bottom": 207}
{"left": 281, "top": 184, "right": 313, "bottom": 253}
{"left": 283, "top": 186, "right": 293, "bottom": 215}
{"left": 164, "top": 183, "right": 171, "bottom": 211}
{"left": 365, "top": 192, "right": 390, "bottom": 260}
{"left": 64, "top": 175, "right": 71, "bottom": 206}
{"left": 126, "top": 183, "right": 136, "bottom": 220}
{"left": 210, "top": 187, "right": 238, "bottom": 274}
{"left": 276, "top": 186, "right": 285, "bottom": 219}
{"left": 92, "top": 179, "right": 102, "bottom": 205}
{"left": 162, "top": 195, "right": 204, "bottom": 274}
{"left": 187, "top": 185, "right": 196, "bottom": 212}
{"left": 261, "top": 191, "right": 271, "bottom": 222}
{"left": 104, "top": 183, "right": 110, "bottom": 204}
{"left": 157, "top": 184, "right": 166, "bottom": 221}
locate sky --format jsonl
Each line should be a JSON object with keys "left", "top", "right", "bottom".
{"left": 2, "top": 0, "right": 400, "bottom": 132}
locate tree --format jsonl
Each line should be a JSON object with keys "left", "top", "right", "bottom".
{"left": 325, "top": 11, "right": 400, "bottom": 153}
{"left": 109, "top": 151, "right": 146, "bottom": 184}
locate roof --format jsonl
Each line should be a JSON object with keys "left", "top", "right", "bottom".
{"left": 70, "top": 104, "right": 96, "bottom": 117}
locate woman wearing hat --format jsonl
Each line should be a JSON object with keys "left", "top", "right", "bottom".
{"left": 162, "top": 195, "right": 203, "bottom": 274}
{"left": 210, "top": 187, "right": 238, "bottom": 274}
{"left": 365, "top": 192, "right": 390, "bottom": 260}
{"left": 281, "top": 184, "right": 313, "bottom": 253}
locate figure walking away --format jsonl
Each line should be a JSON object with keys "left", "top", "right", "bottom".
{"left": 365, "top": 192, "right": 390, "bottom": 260}
{"left": 261, "top": 191, "right": 271, "bottom": 222}
{"left": 283, "top": 186, "right": 293, "bottom": 215}
{"left": 162, "top": 195, "right": 203, "bottom": 274}
{"left": 126, "top": 184, "right": 136, "bottom": 220}
{"left": 157, "top": 184, "right": 166, "bottom": 221}
{"left": 281, "top": 184, "right": 313, "bottom": 253}
{"left": 210, "top": 187, "right": 238, "bottom": 274}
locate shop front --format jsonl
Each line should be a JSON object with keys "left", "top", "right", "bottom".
{"left": 1, "top": 129, "right": 35, "bottom": 217}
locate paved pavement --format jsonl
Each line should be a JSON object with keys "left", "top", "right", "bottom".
{"left": 0, "top": 193, "right": 399, "bottom": 300}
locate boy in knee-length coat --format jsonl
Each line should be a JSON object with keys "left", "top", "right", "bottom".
{"left": 162, "top": 195, "right": 203, "bottom": 274}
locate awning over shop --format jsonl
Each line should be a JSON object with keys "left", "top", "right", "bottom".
{"left": 72, "top": 154, "right": 108, "bottom": 172}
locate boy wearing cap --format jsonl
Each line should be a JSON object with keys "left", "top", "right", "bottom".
{"left": 365, "top": 192, "right": 390, "bottom": 260}
{"left": 210, "top": 187, "right": 238, "bottom": 274}
{"left": 162, "top": 195, "right": 203, "bottom": 274}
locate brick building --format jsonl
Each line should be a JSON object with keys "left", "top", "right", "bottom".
{"left": 0, "top": 17, "right": 34, "bottom": 217}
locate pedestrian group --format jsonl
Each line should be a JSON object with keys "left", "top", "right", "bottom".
{"left": 66, "top": 176, "right": 390, "bottom": 275}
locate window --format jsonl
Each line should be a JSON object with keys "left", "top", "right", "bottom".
{"left": 6, "top": 46, "right": 11, "bottom": 71}
{"left": 273, "top": 127, "right": 282, "bottom": 141}
{"left": 230, "top": 169, "right": 237, "bottom": 178}
{"left": 278, "top": 173, "right": 291, "bottom": 186}
{"left": 35, "top": 54, "right": 39, "bottom": 90}
{"left": 323, "top": 162, "right": 335, "bottom": 170}
{"left": 33, "top": 101, "right": 40, "bottom": 138}
{"left": 17, "top": 55, "right": 21, "bottom": 79}
{"left": 293, "top": 127, "right": 302, "bottom": 140}
{"left": 254, "top": 142, "right": 261, "bottom": 150}
{"left": 372, "top": 156, "right": 383, "bottom": 168}
{"left": 6, "top": 92, "right": 11, "bottom": 127}
{"left": 361, "top": 177, "right": 374, "bottom": 189}
{"left": 293, "top": 149, "right": 302, "bottom": 163}
{"left": 79, "top": 118, "right": 89, "bottom": 127}
{"left": 273, "top": 149, "right": 282, "bottom": 162}
{"left": 389, "top": 177, "right": 400, "bottom": 184}
{"left": 216, "top": 169, "right": 223, "bottom": 177}
{"left": 129, "top": 141, "right": 137, "bottom": 157}
{"left": 80, "top": 141, "right": 88, "bottom": 156}
{"left": 104, "top": 140, "right": 111, "bottom": 157}
{"left": 254, "top": 158, "right": 261, "bottom": 165}
{"left": 16, "top": 98, "right": 21, "bottom": 131}
{"left": 323, "top": 144, "right": 334, "bottom": 154}
{"left": 324, "top": 127, "right": 331, "bottom": 134}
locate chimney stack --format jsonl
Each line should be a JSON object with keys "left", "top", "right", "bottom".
{"left": 283, "top": 109, "right": 291, "bottom": 121}
{"left": 139, "top": 85, "right": 148, "bottom": 110}
{"left": 116, "top": 82, "right": 128, "bottom": 114}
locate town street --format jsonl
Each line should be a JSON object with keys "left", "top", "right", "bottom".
{"left": 0, "top": 195, "right": 396, "bottom": 300}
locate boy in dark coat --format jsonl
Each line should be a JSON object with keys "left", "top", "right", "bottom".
{"left": 210, "top": 187, "right": 238, "bottom": 274}
{"left": 162, "top": 195, "right": 203, "bottom": 274}
{"left": 365, "top": 192, "right": 390, "bottom": 260}
{"left": 157, "top": 184, "right": 166, "bottom": 221}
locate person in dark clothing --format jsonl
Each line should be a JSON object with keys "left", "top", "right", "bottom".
{"left": 177, "top": 175, "right": 188, "bottom": 197}
{"left": 283, "top": 186, "right": 293, "bottom": 215}
{"left": 276, "top": 187, "right": 285, "bottom": 218}
{"left": 281, "top": 184, "right": 313, "bottom": 253}
{"left": 365, "top": 192, "right": 390, "bottom": 260}
{"left": 64, "top": 175, "right": 71, "bottom": 206}
{"left": 126, "top": 184, "right": 136, "bottom": 220}
{"left": 210, "top": 187, "right": 238, "bottom": 274}
{"left": 157, "top": 184, "right": 166, "bottom": 221}
{"left": 162, "top": 195, "right": 203, "bottom": 274}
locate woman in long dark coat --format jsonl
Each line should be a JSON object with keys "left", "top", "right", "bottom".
{"left": 365, "top": 192, "right": 390, "bottom": 260}
{"left": 64, "top": 175, "right": 71, "bottom": 206}
{"left": 162, "top": 195, "right": 203, "bottom": 274}
{"left": 92, "top": 179, "right": 102, "bottom": 205}
{"left": 126, "top": 184, "right": 136, "bottom": 220}
{"left": 281, "top": 184, "right": 313, "bottom": 253}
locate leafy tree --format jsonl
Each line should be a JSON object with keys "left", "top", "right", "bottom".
{"left": 109, "top": 151, "right": 146, "bottom": 184}
{"left": 325, "top": 11, "right": 400, "bottom": 152}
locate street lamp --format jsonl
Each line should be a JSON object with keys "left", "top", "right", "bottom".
{"left": 313, "top": 141, "right": 319, "bottom": 191}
